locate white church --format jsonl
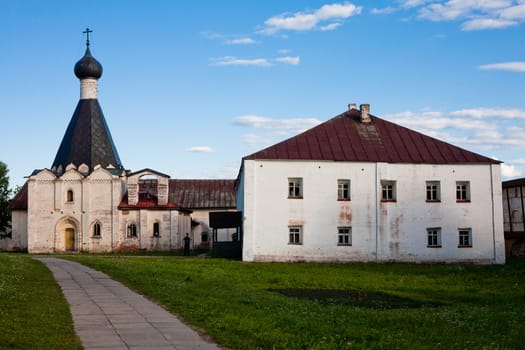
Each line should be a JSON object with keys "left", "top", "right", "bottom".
{"left": 8, "top": 35, "right": 506, "bottom": 263}
{"left": 9, "top": 38, "right": 236, "bottom": 253}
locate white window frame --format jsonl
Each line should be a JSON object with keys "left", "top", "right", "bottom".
{"left": 458, "top": 228, "right": 472, "bottom": 247}
{"left": 381, "top": 180, "right": 396, "bottom": 201}
{"left": 337, "top": 179, "right": 351, "bottom": 201}
{"left": 338, "top": 227, "right": 352, "bottom": 246}
{"left": 427, "top": 228, "right": 442, "bottom": 248}
{"left": 456, "top": 181, "right": 470, "bottom": 202}
{"left": 426, "top": 181, "right": 440, "bottom": 202}
{"left": 289, "top": 226, "right": 302, "bottom": 245}
{"left": 288, "top": 178, "right": 303, "bottom": 198}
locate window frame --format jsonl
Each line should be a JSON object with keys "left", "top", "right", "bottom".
{"left": 66, "top": 189, "right": 74, "bottom": 203}
{"left": 381, "top": 180, "right": 396, "bottom": 202}
{"left": 288, "top": 178, "right": 303, "bottom": 199}
{"left": 427, "top": 227, "right": 442, "bottom": 248}
{"left": 337, "top": 179, "right": 351, "bottom": 201}
{"left": 337, "top": 227, "right": 352, "bottom": 246}
{"left": 153, "top": 222, "right": 160, "bottom": 237}
{"left": 288, "top": 226, "right": 303, "bottom": 245}
{"left": 426, "top": 181, "right": 441, "bottom": 202}
{"left": 456, "top": 181, "right": 471, "bottom": 202}
{"left": 92, "top": 222, "right": 101, "bottom": 238}
{"left": 127, "top": 223, "right": 138, "bottom": 238}
{"left": 458, "top": 228, "right": 472, "bottom": 248}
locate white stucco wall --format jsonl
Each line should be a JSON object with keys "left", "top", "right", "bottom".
{"left": 240, "top": 159, "right": 504, "bottom": 264}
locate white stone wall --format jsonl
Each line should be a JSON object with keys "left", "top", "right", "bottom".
{"left": 9, "top": 210, "right": 28, "bottom": 251}
{"left": 239, "top": 159, "right": 505, "bottom": 264}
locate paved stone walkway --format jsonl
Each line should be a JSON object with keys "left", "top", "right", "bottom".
{"left": 36, "top": 257, "right": 222, "bottom": 350}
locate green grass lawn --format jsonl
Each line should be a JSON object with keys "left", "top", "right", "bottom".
{"left": 64, "top": 255, "right": 525, "bottom": 350}
{"left": 0, "top": 254, "right": 82, "bottom": 350}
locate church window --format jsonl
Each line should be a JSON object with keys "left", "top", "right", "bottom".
{"left": 153, "top": 222, "right": 160, "bottom": 237}
{"left": 201, "top": 232, "right": 209, "bottom": 243}
{"left": 67, "top": 190, "right": 74, "bottom": 203}
{"left": 127, "top": 223, "right": 138, "bottom": 238}
{"left": 93, "top": 223, "right": 101, "bottom": 237}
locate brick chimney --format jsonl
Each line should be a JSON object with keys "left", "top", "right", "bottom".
{"left": 348, "top": 103, "right": 357, "bottom": 110}
{"left": 360, "top": 104, "right": 371, "bottom": 123}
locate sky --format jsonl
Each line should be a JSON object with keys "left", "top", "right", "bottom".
{"left": 1, "top": 0, "right": 525, "bottom": 189}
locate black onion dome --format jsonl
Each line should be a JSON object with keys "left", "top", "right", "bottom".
{"left": 74, "top": 47, "right": 103, "bottom": 79}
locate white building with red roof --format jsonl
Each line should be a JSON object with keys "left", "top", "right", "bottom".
{"left": 236, "top": 104, "right": 505, "bottom": 263}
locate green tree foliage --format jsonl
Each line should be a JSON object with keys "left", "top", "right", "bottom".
{"left": 0, "top": 161, "right": 11, "bottom": 233}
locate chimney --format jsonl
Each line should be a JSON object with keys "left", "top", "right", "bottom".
{"left": 360, "top": 104, "right": 371, "bottom": 123}
{"left": 348, "top": 103, "right": 357, "bottom": 110}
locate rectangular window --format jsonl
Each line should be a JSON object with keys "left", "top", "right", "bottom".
{"left": 381, "top": 180, "right": 396, "bottom": 201}
{"left": 338, "top": 227, "right": 352, "bottom": 245}
{"left": 427, "top": 228, "right": 441, "bottom": 248}
{"left": 337, "top": 179, "right": 351, "bottom": 201}
{"left": 458, "top": 228, "right": 472, "bottom": 247}
{"left": 288, "top": 178, "right": 303, "bottom": 198}
{"left": 456, "top": 181, "right": 470, "bottom": 202}
{"left": 289, "top": 226, "right": 302, "bottom": 245}
{"left": 426, "top": 181, "right": 440, "bottom": 201}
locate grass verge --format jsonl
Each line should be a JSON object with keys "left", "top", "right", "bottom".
{"left": 0, "top": 253, "right": 82, "bottom": 350}
{"left": 65, "top": 255, "right": 525, "bottom": 349}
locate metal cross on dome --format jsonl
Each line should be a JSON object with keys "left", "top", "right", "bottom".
{"left": 83, "top": 28, "right": 93, "bottom": 46}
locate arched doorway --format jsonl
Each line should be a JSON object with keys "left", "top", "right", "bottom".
{"left": 65, "top": 228, "right": 75, "bottom": 251}
{"left": 55, "top": 217, "right": 79, "bottom": 252}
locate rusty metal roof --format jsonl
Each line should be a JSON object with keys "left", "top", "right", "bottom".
{"left": 169, "top": 179, "right": 236, "bottom": 209}
{"left": 503, "top": 178, "right": 525, "bottom": 188}
{"left": 244, "top": 108, "right": 500, "bottom": 164}
{"left": 118, "top": 179, "right": 236, "bottom": 210}
{"left": 10, "top": 181, "right": 28, "bottom": 210}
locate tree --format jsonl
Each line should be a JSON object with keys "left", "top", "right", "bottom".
{"left": 0, "top": 161, "right": 11, "bottom": 235}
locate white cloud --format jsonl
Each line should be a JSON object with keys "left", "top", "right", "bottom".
{"left": 319, "top": 22, "right": 342, "bottom": 31}
{"left": 210, "top": 56, "right": 271, "bottom": 67}
{"left": 451, "top": 107, "right": 525, "bottom": 119}
{"left": 479, "top": 61, "right": 525, "bottom": 72}
{"left": 385, "top": 107, "right": 525, "bottom": 156}
{"left": 226, "top": 37, "right": 256, "bottom": 45}
{"left": 501, "top": 163, "right": 523, "bottom": 177}
{"left": 509, "top": 158, "right": 525, "bottom": 164}
{"left": 500, "top": 3, "right": 525, "bottom": 20}
{"left": 186, "top": 146, "right": 214, "bottom": 153}
{"left": 462, "top": 18, "right": 518, "bottom": 30}
{"left": 261, "top": 2, "right": 362, "bottom": 34}
{"left": 371, "top": 7, "right": 399, "bottom": 15}
{"left": 275, "top": 56, "right": 300, "bottom": 65}
{"left": 234, "top": 115, "right": 321, "bottom": 134}
{"left": 399, "top": 0, "right": 525, "bottom": 30}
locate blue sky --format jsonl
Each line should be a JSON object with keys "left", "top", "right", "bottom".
{"left": 2, "top": 0, "right": 525, "bottom": 189}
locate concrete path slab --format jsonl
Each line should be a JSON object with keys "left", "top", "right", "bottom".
{"left": 36, "top": 257, "right": 222, "bottom": 350}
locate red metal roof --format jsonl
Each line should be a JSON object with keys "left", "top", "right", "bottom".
{"left": 169, "top": 179, "right": 236, "bottom": 209}
{"left": 244, "top": 109, "right": 500, "bottom": 164}
{"left": 119, "top": 179, "right": 236, "bottom": 210}
{"left": 10, "top": 182, "right": 28, "bottom": 210}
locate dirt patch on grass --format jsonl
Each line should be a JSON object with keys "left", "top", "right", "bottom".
{"left": 270, "top": 288, "right": 440, "bottom": 309}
